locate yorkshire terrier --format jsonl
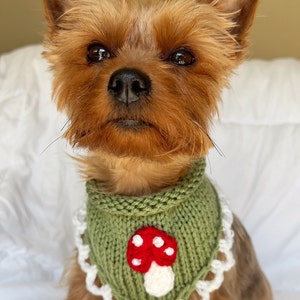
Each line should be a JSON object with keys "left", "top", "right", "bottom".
{"left": 43, "top": 0, "right": 273, "bottom": 299}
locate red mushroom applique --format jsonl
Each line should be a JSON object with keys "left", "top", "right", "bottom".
{"left": 126, "top": 226, "right": 178, "bottom": 297}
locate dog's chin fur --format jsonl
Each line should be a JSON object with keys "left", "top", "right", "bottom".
{"left": 75, "top": 152, "right": 196, "bottom": 196}
{"left": 43, "top": 0, "right": 273, "bottom": 299}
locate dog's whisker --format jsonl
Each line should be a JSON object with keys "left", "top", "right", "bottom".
{"left": 191, "top": 120, "right": 225, "bottom": 157}
{"left": 40, "top": 135, "right": 63, "bottom": 155}
{"left": 40, "top": 120, "right": 70, "bottom": 154}
{"left": 61, "top": 119, "right": 71, "bottom": 132}
{"left": 210, "top": 138, "right": 225, "bottom": 157}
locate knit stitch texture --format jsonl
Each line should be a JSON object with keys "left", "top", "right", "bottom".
{"left": 84, "top": 159, "right": 223, "bottom": 300}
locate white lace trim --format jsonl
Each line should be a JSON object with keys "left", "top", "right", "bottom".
{"left": 73, "top": 207, "right": 112, "bottom": 300}
{"left": 195, "top": 195, "right": 235, "bottom": 300}
{"left": 73, "top": 195, "right": 235, "bottom": 300}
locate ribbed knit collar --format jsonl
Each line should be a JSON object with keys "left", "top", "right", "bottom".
{"left": 86, "top": 158, "right": 206, "bottom": 217}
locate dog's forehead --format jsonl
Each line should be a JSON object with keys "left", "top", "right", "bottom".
{"left": 81, "top": 0, "right": 208, "bottom": 50}
{"left": 60, "top": 0, "right": 225, "bottom": 57}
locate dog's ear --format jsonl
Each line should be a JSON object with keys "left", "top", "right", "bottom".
{"left": 43, "top": 0, "right": 71, "bottom": 26}
{"left": 201, "top": 0, "right": 259, "bottom": 44}
{"left": 220, "top": 0, "right": 259, "bottom": 42}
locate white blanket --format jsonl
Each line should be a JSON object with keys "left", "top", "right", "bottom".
{"left": 0, "top": 45, "right": 300, "bottom": 300}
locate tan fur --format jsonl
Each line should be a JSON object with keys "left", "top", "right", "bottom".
{"left": 75, "top": 152, "right": 195, "bottom": 196}
{"left": 43, "top": 0, "right": 273, "bottom": 299}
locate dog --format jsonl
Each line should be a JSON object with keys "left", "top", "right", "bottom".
{"left": 43, "top": 0, "right": 273, "bottom": 299}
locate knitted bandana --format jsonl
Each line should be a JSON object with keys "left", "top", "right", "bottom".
{"left": 74, "top": 159, "right": 235, "bottom": 300}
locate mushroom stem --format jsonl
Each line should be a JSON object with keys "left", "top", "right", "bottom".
{"left": 143, "top": 262, "right": 175, "bottom": 297}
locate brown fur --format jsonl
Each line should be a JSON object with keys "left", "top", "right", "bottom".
{"left": 43, "top": 0, "right": 273, "bottom": 299}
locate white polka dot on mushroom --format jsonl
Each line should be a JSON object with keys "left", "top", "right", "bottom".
{"left": 132, "top": 258, "right": 142, "bottom": 266}
{"left": 153, "top": 236, "right": 164, "bottom": 248}
{"left": 164, "top": 247, "right": 175, "bottom": 256}
{"left": 132, "top": 234, "right": 143, "bottom": 247}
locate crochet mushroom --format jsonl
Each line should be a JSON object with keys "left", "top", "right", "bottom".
{"left": 127, "top": 226, "right": 178, "bottom": 297}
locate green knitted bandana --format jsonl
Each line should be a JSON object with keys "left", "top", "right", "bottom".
{"left": 75, "top": 159, "right": 234, "bottom": 300}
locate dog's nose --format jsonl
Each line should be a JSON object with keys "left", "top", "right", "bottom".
{"left": 108, "top": 68, "right": 151, "bottom": 106}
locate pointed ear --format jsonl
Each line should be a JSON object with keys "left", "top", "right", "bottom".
{"left": 220, "top": 0, "right": 259, "bottom": 42}
{"left": 202, "top": 0, "right": 259, "bottom": 45}
{"left": 43, "top": 0, "right": 70, "bottom": 26}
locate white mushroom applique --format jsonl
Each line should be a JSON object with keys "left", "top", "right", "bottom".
{"left": 126, "top": 226, "right": 178, "bottom": 297}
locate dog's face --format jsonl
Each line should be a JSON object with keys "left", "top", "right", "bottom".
{"left": 44, "top": 0, "right": 258, "bottom": 161}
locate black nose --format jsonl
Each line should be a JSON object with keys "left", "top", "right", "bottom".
{"left": 108, "top": 68, "right": 151, "bottom": 106}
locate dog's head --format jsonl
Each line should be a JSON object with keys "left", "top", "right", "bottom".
{"left": 44, "top": 0, "right": 258, "bottom": 161}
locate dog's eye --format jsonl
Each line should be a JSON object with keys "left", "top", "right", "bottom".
{"left": 169, "top": 48, "right": 196, "bottom": 66}
{"left": 87, "top": 43, "right": 112, "bottom": 64}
